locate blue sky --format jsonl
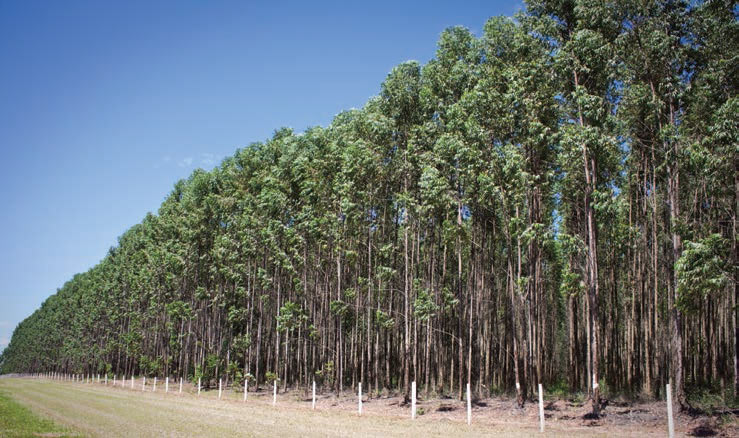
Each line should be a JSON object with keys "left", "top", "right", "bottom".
{"left": 0, "top": 0, "right": 521, "bottom": 351}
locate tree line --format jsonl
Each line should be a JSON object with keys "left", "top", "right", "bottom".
{"left": 1, "top": 0, "right": 736, "bottom": 415}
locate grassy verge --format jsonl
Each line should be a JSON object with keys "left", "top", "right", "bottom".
{"left": 0, "top": 387, "right": 79, "bottom": 437}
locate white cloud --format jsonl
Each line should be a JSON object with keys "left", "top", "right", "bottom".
{"left": 200, "top": 153, "right": 218, "bottom": 167}
{"left": 0, "top": 336, "right": 8, "bottom": 349}
{"left": 178, "top": 157, "right": 194, "bottom": 168}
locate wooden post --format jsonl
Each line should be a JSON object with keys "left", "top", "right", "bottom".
{"left": 197, "top": 377, "right": 201, "bottom": 396}
{"left": 131, "top": 375, "right": 134, "bottom": 389}
{"left": 312, "top": 380, "right": 316, "bottom": 410}
{"left": 142, "top": 377, "right": 146, "bottom": 391}
{"left": 358, "top": 382, "right": 362, "bottom": 416}
{"left": 411, "top": 381, "right": 417, "bottom": 420}
{"left": 179, "top": 377, "right": 183, "bottom": 394}
{"left": 154, "top": 377, "right": 157, "bottom": 392}
{"left": 666, "top": 383, "right": 675, "bottom": 438}
{"left": 273, "top": 380, "right": 277, "bottom": 406}
{"left": 467, "top": 382, "right": 472, "bottom": 426}
{"left": 105, "top": 374, "right": 107, "bottom": 385}
{"left": 113, "top": 375, "right": 116, "bottom": 386}
{"left": 244, "top": 379, "right": 248, "bottom": 402}
{"left": 538, "top": 383, "right": 545, "bottom": 433}
{"left": 219, "top": 378, "right": 222, "bottom": 400}
{"left": 166, "top": 377, "right": 169, "bottom": 393}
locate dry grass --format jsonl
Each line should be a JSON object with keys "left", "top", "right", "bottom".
{"left": 0, "top": 378, "right": 681, "bottom": 437}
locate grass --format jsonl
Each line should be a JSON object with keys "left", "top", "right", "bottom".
{"left": 0, "top": 377, "right": 652, "bottom": 437}
{"left": 0, "top": 386, "right": 78, "bottom": 437}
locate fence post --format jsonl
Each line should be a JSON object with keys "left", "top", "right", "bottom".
{"left": 142, "top": 377, "right": 146, "bottom": 391}
{"left": 312, "top": 381, "right": 316, "bottom": 410}
{"left": 273, "top": 380, "right": 277, "bottom": 406}
{"left": 179, "top": 377, "right": 183, "bottom": 394}
{"left": 358, "top": 382, "right": 362, "bottom": 416}
{"left": 467, "top": 382, "right": 472, "bottom": 426}
{"left": 166, "top": 377, "right": 169, "bottom": 393}
{"left": 538, "top": 383, "right": 545, "bottom": 433}
{"left": 154, "top": 377, "right": 157, "bottom": 392}
{"left": 411, "top": 381, "right": 417, "bottom": 420}
{"left": 219, "top": 378, "right": 222, "bottom": 400}
{"left": 666, "top": 383, "right": 675, "bottom": 438}
{"left": 198, "top": 377, "right": 201, "bottom": 396}
{"left": 244, "top": 379, "right": 248, "bottom": 402}
{"left": 105, "top": 374, "right": 107, "bottom": 385}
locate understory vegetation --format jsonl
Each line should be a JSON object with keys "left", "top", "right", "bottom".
{"left": 1, "top": 0, "right": 736, "bottom": 415}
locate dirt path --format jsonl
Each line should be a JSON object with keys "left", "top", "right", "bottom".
{"left": 0, "top": 378, "right": 704, "bottom": 437}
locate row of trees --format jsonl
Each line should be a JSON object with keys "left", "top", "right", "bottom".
{"left": 2, "top": 0, "right": 736, "bottom": 414}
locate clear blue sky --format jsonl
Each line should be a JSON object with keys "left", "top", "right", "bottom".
{"left": 0, "top": 0, "right": 521, "bottom": 351}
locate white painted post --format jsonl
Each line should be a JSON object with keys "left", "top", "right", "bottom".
{"left": 273, "top": 380, "right": 277, "bottom": 406}
{"left": 131, "top": 375, "right": 134, "bottom": 389}
{"left": 105, "top": 374, "right": 107, "bottom": 385}
{"left": 411, "top": 381, "right": 417, "bottom": 420}
{"left": 358, "top": 382, "right": 362, "bottom": 416}
{"left": 142, "top": 376, "right": 146, "bottom": 391}
{"left": 197, "top": 377, "right": 201, "bottom": 396}
{"left": 666, "top": 383, "right": 675, "bottom": 438}
{"left": 179, "top": 377, "right": 183, "bottom": 394}
{"left": 538, "top": 383, "right": 545, "bottom": 433}
{"left": 243, "top": 379, "right": 248, "bottom": 402}
{"left": 312, "top": 381, "right": 316, "bottom": 410}
{"left": 154, "top": 376, "right": 157, "bottom": 392}
{"left": 467, "top": 382, "right": 472, "bottom": 426}
{"left": 113, "top": 375, "right": 116, "bottom": 386}
{"left": 218, "top": 378, "right": 222, "bottom": 400}
{"left": 166, "top": 377, "right": 169, "bottom": 393}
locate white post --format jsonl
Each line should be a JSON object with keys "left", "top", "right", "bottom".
{"left": 411, "top": 381, "right": 417, "bottom": 420}
{"left": 166, "top": 377, "right": 169, "bottom": 393}
{"left": 244, "top": 379, "right": 248, "bottom": 402}
{"left": 538, "top": 383, "right": 545, "bottom": 433}
{"left": 467, "top": 383, "right": 472, "bottom": 426}
{"left": 197, "top": 377, "right": 201, "bottom": 396}
{"left": 179, "top": 377, "right": 183, "bottom": 394}
{"left": 358, "top": 382, "right": 362, "bottom": 416}
{"left": 154, "top": 377, "right": 157, "bottom": 392}
{"left": 218, "top": 378, "right": 222, "bottom": 400}
{"left": 273, "top": 380, "right": 277, "bottom": 406}
{"left": 114, "top": 375, "right": 116, "bottom": 386}
{"left": 142, "top": 376, "right": 146, "bottom": 391}
{"left": 666, "top": 383, "right": 675, "bottom": 438}
{"left": 131, "top": 375, "right": 134, "bottom": 389}
{"left": 105, "top": 374, "right": 107, "bottom": 385}
{"left": 312, "top": 381, "right": 316, "bottom": 410}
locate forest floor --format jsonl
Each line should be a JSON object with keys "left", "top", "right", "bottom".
{"left": 0, "top": 377, "right": 735, "bottom": 437}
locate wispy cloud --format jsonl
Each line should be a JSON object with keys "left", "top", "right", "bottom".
{"left": 178, "top": 157, "right": 194, "bottom": 168}
{"left": 0, "top": 336, "right": 8, "bottom": 349}
{"left": 200, "top": 153, "right": 219, "bottom": 167}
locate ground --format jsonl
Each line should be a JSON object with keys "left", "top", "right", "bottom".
{"left": 0, "top": 377, "right": 734, "bottom": 437}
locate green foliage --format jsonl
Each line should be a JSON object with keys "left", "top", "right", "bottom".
{"left": 676, "top": 234, "right": 730, "bottom": 313}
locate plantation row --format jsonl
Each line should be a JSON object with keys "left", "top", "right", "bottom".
{"left": 1, "top": 0, "right": 736, "bottom": 416}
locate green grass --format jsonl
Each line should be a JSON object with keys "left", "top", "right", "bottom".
{"left": 0, "top": 387, "right": 79, "bottom": 437}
